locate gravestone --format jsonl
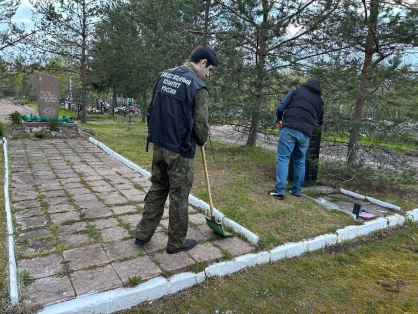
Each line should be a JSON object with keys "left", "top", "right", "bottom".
{"left": 288, "top": 125, "right": 322, "bottom": 187}
{"left": 34, "top": 71, "right": 61, "bottom": 119}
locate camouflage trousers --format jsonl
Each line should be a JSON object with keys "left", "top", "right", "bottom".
{"left": 135, "top": 144, "right": 194, "bottom": 251}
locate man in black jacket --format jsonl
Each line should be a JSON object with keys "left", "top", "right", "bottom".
{"left": 268, "top": 78, "right": 324, "bottom": 200}
{"left": 135, "top": 45, "right": 218, "bottom": 254}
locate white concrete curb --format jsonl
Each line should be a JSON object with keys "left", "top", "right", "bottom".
{"left": 39, "top": 272, "right": 207, "bottom": 314}
{"left": 340, "top": 188, "right": 365, "bottom": 200}
{"left": 90, "top": 138, "right": 151, "bottom": 179}
{"left": 341, "top": 188, "right": 401, "bottom": 211}
{"left": 406, "top": 208, "right": 418, "bottom": 221}
{"left": 304, "top": 233, "right": 338, "bottom": 251}
{"left": 39, "top": 277, "right": 169, "bottom": 314}
{"left": 336, "top": 218, "right": 388, "bottom": 242}
{"left": 365, "top": 196, "right": 401, "bottom": 211}
{"left": 315, "top": 197, "right": 357, "bottom": 219}
{"left": 88, "top": 137, "right": 260, "bottom": 245}
{"left": 2, "top": 137, "right": 19, "bottom": 305}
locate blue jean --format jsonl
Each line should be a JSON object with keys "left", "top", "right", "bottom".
{"left": 275, "top": 127, "right": 310, "bottom": 195}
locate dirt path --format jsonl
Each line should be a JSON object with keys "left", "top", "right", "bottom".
{"left": 210, "top": 125, "right": 418, "bottom": 175}
{"left": 210, "top": 125, "right": 278, "bottom": 150}
{"left": 0, "top": 98, "right": 38, "bottom": 123}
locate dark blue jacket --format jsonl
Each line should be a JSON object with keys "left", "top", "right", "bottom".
{"left": 277, "top": 78, "right": 324, "bottom": 137}
{"left": 146, "top": 66, "right": 207, "bottom": 158}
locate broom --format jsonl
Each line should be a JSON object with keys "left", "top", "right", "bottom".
{"left": 201, "top": 145, "right": 230, "bottom": 237}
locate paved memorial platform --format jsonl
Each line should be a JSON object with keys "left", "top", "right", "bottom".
{"left": 8, "top": 138, "right": 255, "bottom": 310}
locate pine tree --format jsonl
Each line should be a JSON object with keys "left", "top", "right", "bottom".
{"left": 209, "top": 0, "right": 343, "bottom": 146}
{"left": 31, "top": 0, "right": 104, "bottom": 123}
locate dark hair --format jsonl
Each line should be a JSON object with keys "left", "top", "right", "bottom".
{"left": 189, "top": 45, "right": 218, "bottom": 67}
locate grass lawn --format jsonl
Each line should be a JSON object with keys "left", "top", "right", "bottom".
{"left": 78, "top": 122, "right": 418, "bottom": 249}
{"left": 0, "top": 120, "right": 417, "bottom": 313}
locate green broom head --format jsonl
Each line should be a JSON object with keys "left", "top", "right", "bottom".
{"left": 205, "top": 216, "right": 230, "bottom": 237}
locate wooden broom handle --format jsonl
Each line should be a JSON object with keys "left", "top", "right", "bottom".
{"left": 201, "top": 145, "right": 214, "bottom": 217}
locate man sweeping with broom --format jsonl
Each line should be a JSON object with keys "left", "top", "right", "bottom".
{"left": 135, "top": 45, "right": 218, "bottom": 254}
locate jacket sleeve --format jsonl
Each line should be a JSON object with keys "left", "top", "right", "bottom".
{"left": 146, "top": 78, "right": 160, "bottom": 131}
{"left": 316, "top": 105, "right": 324, "bottom": 126}
{"left": 276, "top": 89, "right": 295, "bottom": 121}
{"left": 193, "top": 87, "right": 209, "bottom": 146}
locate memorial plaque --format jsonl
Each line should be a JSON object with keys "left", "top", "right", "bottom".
{"left": 288, "top": 125, "right": 322, "bottom": 187}
{"left": 34, "top": 71, "right": 61, "bottom": 119}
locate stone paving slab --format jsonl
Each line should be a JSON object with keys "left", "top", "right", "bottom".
{"left": 90, "top": 184, "right": 116, "bottom": 193}
{"left": 122, "top": 191, "right": 147, "bottom": 202}
{"left": 37, "top": 182, "right": 63, "bottom": 191}
{"left": 41, "top": 190, "right": 67, "bottom": 198}
{"left": 118, "top": 214, "right": 142, "bottom": 229}
{"left": 16, "top": 216, "right": 48, "bottom": 230}
{"left": 15, "top": 207, "right": 44, "bottom": 218}
{"left": 81, "top": 207, "right": 113, "bottom": 218}
{"left": 59, "top": 233, "right": 94, "bottom": 248}
{"left": 189, "top": 212, "right": 207, "bottom": 225}
{"left": 18, "top": 228, "right": 52, "bottom": 240}
{"left": 12, "top": 191, "right": 38, "bottom": 201}
{"left": 186, "top": 227, "right": 208, "bottom": 242}
{"left": 23, "top": 276, "right": 75, "bottom": 307}
{"left": 103, "top": 239, "right": 142, "bottom": 262}
{"left": 70, "top": 265, "right": 123, "bottom": 295}
{"left": 142, "top": 232, "right": 168, "bottom": 254}
{"left": 50, "top": 211, "right": 81, "bottom": 224}
{"left": 112, "top": 205, "right": 140, "bottom": 215}
{"left": 63, "top": 244, "right": 110, "bottom": 270}
{"left": 114, "top": 183, "right": 133, "bottom": 191}
{"left": 214, "top": 237, "right": 255, "bottom": 256}
{"left": 152, "top": 251, "right": 196, "bottom": 272}
{"left": 101, "top": 226, "right": 130, "bottom": 242}
{"left": 159, "top": 219, "right": 169, "bottom": 229}
{"left": 18, "top": 253, "right": 64, "bottom": 279}
{"left": 45, "top": 196, "right": 71, "bottom": 206}
{"left": 13, "top": 200, "right": 42, "bottom": 210}
{"left": 71, "top": 193, "right": 98, "bottom": 202}
{"left": 88, "top": 180, "right": 113, "bottom": 187}
{"left": 66, "top": 187, "right": 92, "bottom": 196}
{"left": 7, "top": 138, "right": 256, "bottom": 310}
{"left": 100, "top": 194, "right": 129, "bottom": 205}
{"left": 49, "top": 203, "right": 77, "bottom": 213}
{"left": 59, "top": 221, "right": 88, "bottom": 234}
{"left": 60, "top": 177, "right": 81, "bottom": 184}
{"left": 19, "top": 239, "right": 56, "bottom": 256}
{"left": 75, "top": 199, "right": 103, "bottom": 210}
{"left": 112, "top": 255, "right": 163, "bottom": 285}
{"left": 197, "top": 223, "right": 225, "bottom": 238}
{"left": 91, "top": 217, "right": 119, "bottom": 230}
{"left": 187, "top": 242, "right": 223, "bottom": 263}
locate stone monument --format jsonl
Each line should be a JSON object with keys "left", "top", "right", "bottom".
{"left": 288, "top": 125, "right": 322, "bottom": 187}
{"left": 34, "top": 71, "right": 61, "bottom": 119}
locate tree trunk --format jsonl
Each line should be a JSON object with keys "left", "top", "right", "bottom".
{"left": 203, "top": 0, "right": 210, "bottom": 43}
{"left": 141, "top": 90, "right": 147, "bottom": 123}
{"left": 347, "top": 92, "right": 367, "bottom": 165}
{"left": 246, "top": 1, "right": 268, "bottom": 147}
{"left": 347, "top": 0, "right": 379, "bottom": 165}
{"left": 246, "top": 116, "right": 260, "bottom": 146}
{"left": 112, "top": 92, "right": 117, "bottom": 106}
{"left": 81, "top": 0, "right": 87, "bottom": 123}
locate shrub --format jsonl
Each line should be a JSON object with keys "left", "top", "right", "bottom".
{"left": 8, "top": 111, "right": 22, "bottom": 125}
{"left": 0, "top": 123, "right": 3, "bottom": 136}
{"left": 35, "top": 131, "right": 45, "bottom": 138}
{"left": 48, "top": 118, "right": 59, "bottom": 131}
